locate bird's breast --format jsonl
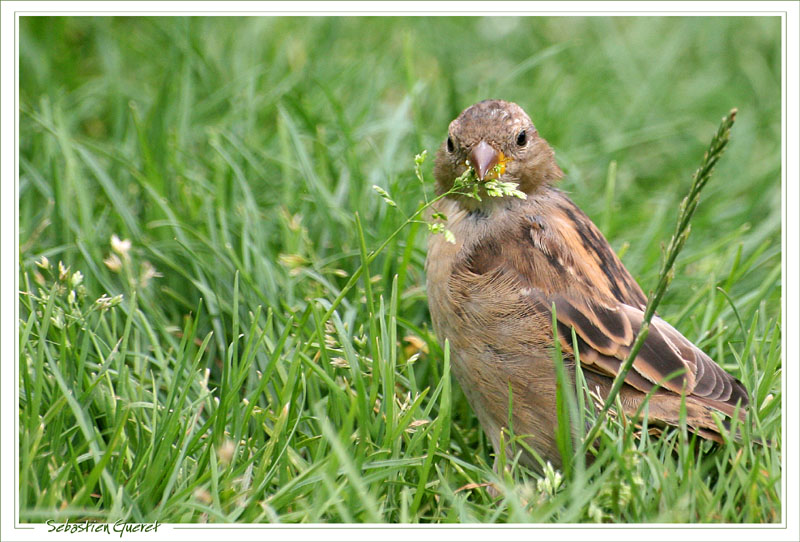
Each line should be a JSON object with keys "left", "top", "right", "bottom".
{"left": 425, "top": 197, "right": 545, "bottom": 350}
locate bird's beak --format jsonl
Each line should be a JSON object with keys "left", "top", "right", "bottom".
{"left": 468, "top": 140, "right": 500, "bottom": 181}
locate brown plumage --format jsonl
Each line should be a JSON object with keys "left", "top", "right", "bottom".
{"left": 426, "top": 99, "right": 748, "bottom": 472}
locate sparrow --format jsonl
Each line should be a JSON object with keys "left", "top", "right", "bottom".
{"left": 425, "top": 99, "right": 748, "bottom": 473}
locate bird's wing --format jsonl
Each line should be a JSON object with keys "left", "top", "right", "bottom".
{"left": 546, "top": 294, "right": 749, "bottom": 419}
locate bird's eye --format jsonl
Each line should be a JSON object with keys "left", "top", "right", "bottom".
{"left": 516, "top": 130, "right": 527, "bottom": 146}
{"left": 446, "top": 136, "right": 455, "bottom": 153}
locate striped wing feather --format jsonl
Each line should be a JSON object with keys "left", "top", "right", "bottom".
{"left": 550, "top": 295, "right": 749, "bottom": 419}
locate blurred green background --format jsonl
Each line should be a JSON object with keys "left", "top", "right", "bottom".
{"left": 18, "top": 16, "right": 781, "bottom": 523}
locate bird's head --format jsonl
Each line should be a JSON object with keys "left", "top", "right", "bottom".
{"left": 433, "top": 100, "right": 563, "bottom": 205}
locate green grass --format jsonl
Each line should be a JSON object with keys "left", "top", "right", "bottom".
{"left": 18, "top": 16, "right": 781, "bottom": 523}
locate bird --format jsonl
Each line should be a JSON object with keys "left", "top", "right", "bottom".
{"left": 425, "top": 99, "right": 749, "bottom": 475}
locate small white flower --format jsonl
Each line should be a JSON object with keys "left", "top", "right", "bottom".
{"left": 58, "top": 261, "right": 69, "bottom": 281}
{"left": 104, "top": 254, "right": 123, "bottom": 272}
{"left": 110, "top": 234, "right": 132, "bottom": 256}
{"left": 94, "top": 293, "right": 124, "bottom": 311}
{"left": 70, "top": 271, "right": 83, "bottom": 288}
{"left": 50, "top": 308, "right": 65, "bottom": 329}
{"left": 139, "top": 261, "right": 162, "bottom": 287}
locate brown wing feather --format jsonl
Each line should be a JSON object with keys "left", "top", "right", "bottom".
{"left": 517, "top": 189, "right": 749, "bottom": 423}
{"left": 583, "top": 370, "right": 735, "bottom": 443}
{"left": 547, "top": 295, "right": 749, "bottom": 419}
